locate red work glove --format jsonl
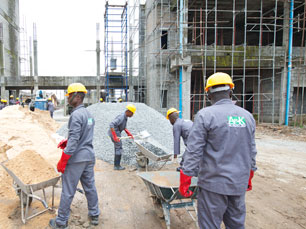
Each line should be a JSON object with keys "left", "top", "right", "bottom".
{"left": 124, "top": 129, "right": 134, "bottom": 139}
{"left": 57, "top": 139, "right": 68, "bottom": 149}
{"left": 247, "top": 170, "right": 255, "bottom": 191}
{"left": 57, "top": 151, "right": 71, "bottom": 174}
{"left": 179, "top": 169, "right": 193, "bottom": 197}
{"left": 111, "top": 130, "right": 120, "bottom": 142}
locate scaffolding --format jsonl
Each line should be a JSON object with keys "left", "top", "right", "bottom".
{"left": 104, "top": 1, "right": 128, "bottom": 101}
{"left": 140, "top": 0, "right": 306, "bottom": 125}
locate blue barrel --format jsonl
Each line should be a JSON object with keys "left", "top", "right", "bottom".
{"left": 35, "top": 99, "right": 48, "bottom": 110}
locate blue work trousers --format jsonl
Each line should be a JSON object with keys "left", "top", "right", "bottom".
{"left": 56, "top": 161, "right": 100, "bottom": 226}
{"left": 197, "top": 187, "right": 246, "bottom": 229}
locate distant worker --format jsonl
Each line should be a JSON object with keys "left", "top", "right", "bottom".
{"left": 47, "top": 98, "right": 55, "bottom": 118}
{"left": 0, "top": 99, "right": 7, "bottom": 110}
{"left": 108, "top": 104, "right": 136, "bottom": 170}
{"left": 100, "top": 98, "right": 103, "bottom": 103}
{"left": 9, "top": 95, "right": 15, "bottom": 105}
{"left": 166, "top": 108, "right": 193, "bottom": 172}
{"left": 179, "top": 72, "right": 257, "bottom": 229}
{"left": 49, "top": 83, "right": 100, "bottom": 228}
{"left": 118, "top": 98, "right": 123, "bottom": 103}
{"left": 16, "top": 97, "right": 20, "bottom": 105}
{"left": 29, "top": 100, "right": 35, "bottom": 112}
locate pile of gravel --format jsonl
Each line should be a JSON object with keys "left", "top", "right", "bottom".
{"left": 57, "top": 102, "right": 184, "bottom": 166}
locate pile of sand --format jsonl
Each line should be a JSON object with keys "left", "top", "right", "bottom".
{"left": 3, "top": 150, "right": 58, "bottom": 185}
{"left": 0, "top": 105, "right": 61, "bottom": 164}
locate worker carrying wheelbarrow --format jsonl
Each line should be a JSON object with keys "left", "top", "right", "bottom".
{"left": 166, "top": 108, "right": 193, "bottom": 172}
{"left": 49, "top": 83, "right": 100, "bottom": 229}
{"left": 108, "top": 104, "right": 136, "bottom": 170}
{"left": 179, "top": 72, "right": 257, "bottom": 229}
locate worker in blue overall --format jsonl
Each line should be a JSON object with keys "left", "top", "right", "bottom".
{"left": 9, "top": 95, "right": 15, "bottom": 105}
{"left": 166, "top": 108, "right": 193, "bottom": 172}
{"left": 108, "top": 104, "right": 136, "bottom": 170}
{"left": 49, "top": 83, "right": 100, "bottom": 229}
{"left": 47, "top": 98, "right": 54, "bottom": 118}
{"left": 179, "top": 72, "right": 257, "bottom": 229}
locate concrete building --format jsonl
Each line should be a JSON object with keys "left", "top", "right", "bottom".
{"left": 0, "top": 0, "right": 19, "bottom": 77}
{"left": 0, "top": 0, "right": 19, "bottom": 99}
{"left": 132, "top": 0, "right": 306, "bottom": 125}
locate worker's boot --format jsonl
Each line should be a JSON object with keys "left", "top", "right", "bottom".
{"left": 89, "top": 215, "right": 99, "bottom": 226}
{"left": 49, "top": 218, "right": 68, "bottom": 229}
{"left": 114, "top": 155, "right": 125, "bottom": 170}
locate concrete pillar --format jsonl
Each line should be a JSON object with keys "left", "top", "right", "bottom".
{"left": 33, "top": 24, "right": 39, "bottom": 94}
{"left": 96, "top": 23, "right": 101, "bottom": 102}
{"left": 0, "top": 76, "right": 5, "bottom": 98}
{"left": 182, "top": 65, "right": 192, "bottom": 119}
{"left": 279, "top": 1, "right": 289, "bottom": 124}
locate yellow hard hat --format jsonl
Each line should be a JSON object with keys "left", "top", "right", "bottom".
{"left": 126, "top": 104, "right": 136, "bottom": 114}
{"left": 118, "top": 98, "right": 123, "bottom": 102}
{"left": 16, "top": 97, "right": 19, "bottom": 100}
{"left": 205, "top": 72, "right": 234, "bottom": 92}
{"left": 3, "top": 99, "right": 7, "bottom": 103}
{"left": 166, "top": 108, "right": 179, "bottom": 120}
{"left": 65, "top": 83, "right": 87, "bottom": 96}
{"left": 48, "top": 98, "right": 52, "bottom": 101}
{"left": 100, "top": 98, "right": 103, "bottom": 101}
{"left": 10, "top": 95, "right": 14, "bottom": 98}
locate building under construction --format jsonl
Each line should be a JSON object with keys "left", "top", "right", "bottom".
{"left": 127, "top": 0, "right": 306, "bottom": 125}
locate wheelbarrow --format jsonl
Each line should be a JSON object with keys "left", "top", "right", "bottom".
{"left": 0, "top": 162, "right": 60, "bottom": 223}
{"left": 138, "top": 171, "right": 198, "bottom": 229}
{"left": 134, "top": 137, "right": 172, "bottom": 170}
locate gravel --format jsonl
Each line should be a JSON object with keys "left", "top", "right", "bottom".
{"left": 140, "top": 142, "right": 168, "bottom": 156}
{"left": 57, "top": 102, "right": 182, "bottom": 166}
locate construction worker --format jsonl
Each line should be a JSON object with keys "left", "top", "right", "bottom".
{"left": 108, "top": 104, "right": 136, "bottom": 170}
{"left": 166, "top": 108, "right": 193, "bottom": 171}
{"left": 0, "top": 99, "right": 5, "bottom": 110}
{"left": 47, "top": 98, "right": 54, "bottom": 118}
{"left": 179, "top": 72, "right": 257, "bottom": 229}
{"left": 9, "top": 95, "right": 15, "bottom": 105}
{"left": 16, "top": 97, "right": 20, "bottom": 105}
{"left": 49, "top": 83, "right": 100, "bottom": 229}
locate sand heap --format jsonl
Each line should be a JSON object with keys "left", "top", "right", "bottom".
{"left": 0, "top": 105, "right": 62, "bottom": 199}
{"left": 3, "top": 150, "right": 58, "bottom": 185}
{"left": 0, "top": 105, "right": 61, "bottom": 164}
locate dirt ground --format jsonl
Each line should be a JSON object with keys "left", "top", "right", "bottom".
{"left": 0, "top": 110, "right": 305, "bottom": 228}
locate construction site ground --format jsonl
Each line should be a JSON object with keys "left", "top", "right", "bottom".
{"left": 0, "top": 107, "right": 305, "bottom": 229}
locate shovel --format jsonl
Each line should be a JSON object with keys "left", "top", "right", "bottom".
{"left": 119, "top": 130, "right": 151, "bottom": 140}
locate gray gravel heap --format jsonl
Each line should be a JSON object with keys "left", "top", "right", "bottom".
{"left": 57, "top": 102, "right": 177, "bottom": 166}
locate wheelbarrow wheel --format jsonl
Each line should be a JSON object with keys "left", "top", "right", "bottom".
{"left": 152, "top": 196, "right": 164, "bottom": 219}
{"left": 137, "top": 157, "right": 149, "bottom": 168}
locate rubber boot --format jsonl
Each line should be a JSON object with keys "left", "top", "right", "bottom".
{"left": 114, "top": 155, "right": 125, "bottom": 170}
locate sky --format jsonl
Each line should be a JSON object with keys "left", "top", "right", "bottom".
{"left": 19, "top": 0, "right": 116, "bottom": 76}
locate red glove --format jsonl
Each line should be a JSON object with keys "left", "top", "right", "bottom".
{"left": 57, "top": 151, "right": 71, "bottom": 174}
{"left": 111, "top": 130, "right": 120, "bottom": 142}
{"left": 247, "top": 170, "right": 255, "bottom": 191}
{"left": 179, "top": 169, "right": 193, "bottom": 197}
{"left": 124, "top": 129, "right": 134, "bottom": 139}
{"left": 57, "top": 139, "right": 67, "bottom": 149}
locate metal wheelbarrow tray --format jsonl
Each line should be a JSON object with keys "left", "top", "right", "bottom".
{"left": 138, "top": 171, "right": 198, "bottom": 229}
{"left": 134, "top": 138, "right": 172, "bottom": 169}
{"left": 1, "top": 162, "right": 61, "bottom": 223}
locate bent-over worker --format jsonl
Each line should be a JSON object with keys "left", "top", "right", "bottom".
{"left": 179, "top": 72, "right": 257, "bottom": 229}
{"left": 108, "top": 104, "right": 136, "bottom": 170}
{"left": 166, "top": 108, "right": 193, "bottom": 171}
{"left": 49, "top": 83, "right": 100, "bottom": 229}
